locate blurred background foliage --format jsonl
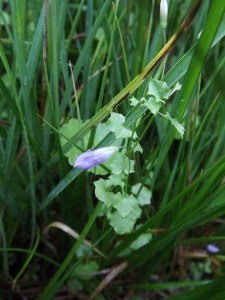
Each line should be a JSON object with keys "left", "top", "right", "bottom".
{"left": 0, "top": 0, "right": 225, "bottom": 299}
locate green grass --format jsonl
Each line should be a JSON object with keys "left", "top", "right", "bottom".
{"left": 0, "top": 0, "right": 225, "bottom": 299}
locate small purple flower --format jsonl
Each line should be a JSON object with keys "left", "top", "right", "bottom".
{"left": 206, "top": 244, "right": 220, "bottom": 254}
{"left": 74, "top": 146, "right": 119, "bottom": 170}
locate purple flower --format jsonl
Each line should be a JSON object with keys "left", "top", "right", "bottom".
{"left": 206, "top": 244, "right": 220, "bottom": 254}
{"left": 74, "top": 146, "right": 119, "bottom": 170}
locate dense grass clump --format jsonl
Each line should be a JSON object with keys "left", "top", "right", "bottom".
{"left": 0, "top": 0, "right": 225, "bottom": 299}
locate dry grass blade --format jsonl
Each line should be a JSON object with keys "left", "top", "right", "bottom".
{"left": 89, "top": 261, "right": 128, "bottom": 300}
{"left": 42, "top": 221, "right": 108, "bottom": 260}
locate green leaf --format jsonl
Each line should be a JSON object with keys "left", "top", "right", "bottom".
{"left": 204, "top": 261, "right": 212, "bottom": 274}
{"left": 118, "top": 245, "right": 132, "bottom": 257}
{"left": 67, "top": 278, "right": 83, "bottom": 292}
{"left": 159, "top": 112, "right": 185, "bottom": 139}
{"left": 92, "top": 123, "right": 113, "bottom": 147}
{"left": 147, "top": 79, "right": 171, "bottom": 102}
{"left": 142, "top": 79, "right": 172, "bottom": 115}
{"left": 110, "top": 152, "right": 135, "bottom": 175}
{"left": 94, "top": 179, "right": 115, "bottom": 207}
{"left": 98, "top": 203, "right": 111, "bottom": 218}
{"left": 142, "top": 96, "right": 162, "bottom": 115}
{"left": 60, "top": 119, "right": 88, "bottom": 165}
{"left": 130, "top": 141, "right": 143, "bottom": 153}
{"left": 170, "top": 82, "right": 182, "bottom": 96}
{"left": 129, "top": 96, "right": 139, "bottom": 107}
{"left": 109, "top": 211, "right": 136, "bottom": 234}
{"left": 108, "top": 173, "right": 125, "bottom": 189}
{"left": 130, "top": 204, "right": 142, "bottom": 220}
{"left": 113, "top": 193, "right": 140, "bottom": 218}
{"left": 131, "top": 233, "right": 152, "bottom": 250}
{"left": 131, "top": 183, "right": 152, "bottom": 206}
{"left": 76, "top": 244, "right": 92, "bottom": 258}
{"left": 74, "top": 261, "right": 99, "bottom": 281}
{"left": 215, "top": 255, "right": 225, "bottom": 262}
{"left": 106, "top": 112, "right": 137, "bottom": 139}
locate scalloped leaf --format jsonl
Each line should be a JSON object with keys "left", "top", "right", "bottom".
{"left": 110, "top": 152, "right": 135, "bottom": 175}
{"left": 131, "top": 183, "right": 152, "bottom": 206}
{"left": 113, "top": 193, "right": 140, "bottom": 218}
{"left": 109, "top": 211, "right": 136, "bottom": 234}
{"left": 129, "top": 96, "right": 139, "bottom": 107}
{"left": 160, "top": 112, "right": 185, "bottom": 138}
{"left": 74, "top": 261, "right": 99, "bottom": 281}
{"left": 170, "top": 82, "right": 182, "bottom": 96}
{"left": 130, "top": 141, "right": 143, "bottom": 153}
{"left": 108, "top": 173, "right": 125, "bottom": 189}
{"left": 94, "top": 179, "right": 115, "bottom": 207}
{"left": 60, "top": 119, "right": 89, "bottom": 163}
{"left": 106, "top": 112, "right": 137, "bottom": 139}
{"left": 131, "top": 233, "right": 153, "bottom": 250}
{"left": 142, "top": 96, "right": 162, "bottom": 115}
{"left": 147, "top": 79, "right": 171, "bottom": 102}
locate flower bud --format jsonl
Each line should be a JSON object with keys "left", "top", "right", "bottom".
{"left": 160, "top": 0, "right": 168, "bottom": 30}
{"left": 206, "top": 244, "right": 220, "bottom": 254}
{"left": 74, "top": 146, "right": 119, "bottom": 170}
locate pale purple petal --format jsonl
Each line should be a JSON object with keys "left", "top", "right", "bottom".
{"left": 206, "top": 244, "right": 220, "bottom": 254}
{"left": 74, "top": 146, "right": 119, "bottom": 170}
